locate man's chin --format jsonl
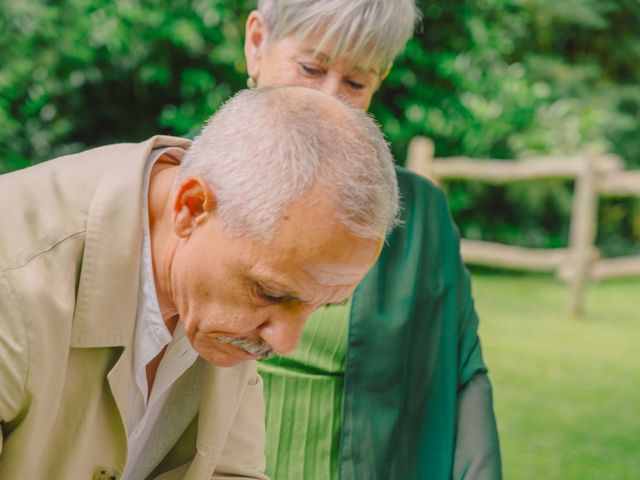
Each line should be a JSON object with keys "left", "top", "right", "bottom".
{"left": 211, "top": 356, "right": 252, "bottom": 368}
{"left": 201, "top": 346, "right": 258, "bottom": 367}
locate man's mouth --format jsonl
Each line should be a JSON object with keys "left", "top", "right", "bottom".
{"left": 217, "top": 335, "right": 277, "bottom": 359}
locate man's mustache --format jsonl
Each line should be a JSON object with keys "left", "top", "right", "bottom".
{"left": 217, "top": 335, "right": 277, "bottom": 359}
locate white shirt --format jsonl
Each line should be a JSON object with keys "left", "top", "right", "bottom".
{"left": 121, "top": 147, "right": 198, "bottom": 480}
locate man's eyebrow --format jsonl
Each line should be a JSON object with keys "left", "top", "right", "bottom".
{"left": 277, "top": 292, "right": 301, "bottom": 302}
{"left": 255, "top": 278, "right": 303, "bottom": 302}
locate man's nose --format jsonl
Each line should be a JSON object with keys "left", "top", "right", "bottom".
{"left": 258, "top": 310, "right": 311, "bottom": 356}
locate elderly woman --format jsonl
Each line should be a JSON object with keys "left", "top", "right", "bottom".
{"left": 243, "top": 1, "right": 502, "bottom": 479}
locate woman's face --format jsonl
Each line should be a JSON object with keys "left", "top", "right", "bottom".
{"left": 245, "top": 12, "right": 388, "bottom": 111}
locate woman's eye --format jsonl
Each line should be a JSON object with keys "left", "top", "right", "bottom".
{"left": 346, "top": 79, "right": 366, "bottom": 90}
{"left": 300, "top": 63, "right": 323, "bottom": 76}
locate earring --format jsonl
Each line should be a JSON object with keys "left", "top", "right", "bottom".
{"left": 246, "top": 76, "right": 257, "bottom": 89}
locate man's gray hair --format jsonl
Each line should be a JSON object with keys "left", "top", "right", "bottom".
{"left": 180, "top": 86, "right": 399, "bottom": 242}
{"left": 257, "top": 0, "right": 420, "bottom": 69}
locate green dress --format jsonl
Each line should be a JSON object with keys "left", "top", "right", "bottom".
{"left": 260, "top": 167, "right": 502, "bottom": 480}
{"left": 260, "top": 300, "right": 350, "bottom": 479}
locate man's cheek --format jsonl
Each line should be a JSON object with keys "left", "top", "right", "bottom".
{"left": 180, "top": 313, "right": 198, "bottom": 339}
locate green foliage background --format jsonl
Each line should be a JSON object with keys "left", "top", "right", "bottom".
{"left": 1, "top": 0, "right": 639, "bottom": 253}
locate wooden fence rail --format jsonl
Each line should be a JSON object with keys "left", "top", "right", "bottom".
{"left": 406, "top": 136, "right": 640, "bottom": 316}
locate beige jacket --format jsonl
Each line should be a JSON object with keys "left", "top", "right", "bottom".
{"left": 0, "top": 137, "right": 268, "bottom": 480}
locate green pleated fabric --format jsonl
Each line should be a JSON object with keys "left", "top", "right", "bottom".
{"left": 258, "top": 299, "right": 351, "bottom": 480}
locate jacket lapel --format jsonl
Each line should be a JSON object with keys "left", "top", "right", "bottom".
{"left": 183, "top": 362, "right": 252, "bottom": 479}
{"left": 71, "top": 135, "right": 192, "bottom": 351}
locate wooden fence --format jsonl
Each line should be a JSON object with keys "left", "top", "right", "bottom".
{"left": 406, "top": 136, "right": 640, "bottom": 316}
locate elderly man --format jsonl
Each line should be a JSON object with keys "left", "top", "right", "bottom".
{"left": 0, "top": 86, "right": 397, "bottom": 479}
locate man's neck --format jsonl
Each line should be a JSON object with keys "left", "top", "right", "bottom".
{"left": 144, "top": 313, "right": 179, "bottom": 395}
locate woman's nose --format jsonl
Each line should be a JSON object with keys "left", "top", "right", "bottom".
{"left": 318, "top": 75, "right": 342, "bottom": 98}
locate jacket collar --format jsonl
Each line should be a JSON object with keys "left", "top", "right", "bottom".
{"left": 70, "top": 135, "right": 191, "bottom": 348}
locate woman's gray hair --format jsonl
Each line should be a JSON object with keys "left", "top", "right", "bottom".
{"left": 257, "top": 0, "right": 420, "bottom": 69}
{"left": 179, "top": 86, "right": 399, "bottom": 242}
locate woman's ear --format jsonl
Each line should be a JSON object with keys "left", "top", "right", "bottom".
{"left": 377, "top": 63, "right": 393, "bottom": 89}
{"left": 173, "top": 177, "right": 217, "bottom": 237}
{"left": 244, "top": 10, "right": 269, "bottom": 80}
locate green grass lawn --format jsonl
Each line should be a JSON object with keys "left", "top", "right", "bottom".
{"left": 472, "top": 272, "right": 640, "bottom": 480}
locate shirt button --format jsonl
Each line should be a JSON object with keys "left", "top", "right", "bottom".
{"left": 93, "top": 469, "right": 118, "bottom": 480}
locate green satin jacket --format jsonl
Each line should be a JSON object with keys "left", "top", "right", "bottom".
{"left": 339, "top": 167, "right": 502, "bottom": 479}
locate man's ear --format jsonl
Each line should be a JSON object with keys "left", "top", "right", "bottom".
{"left": 244, "top": 10, "right": 269, "bottom": 80}
{"left": 173, "top": 177, "right": 217, "bottom": 237}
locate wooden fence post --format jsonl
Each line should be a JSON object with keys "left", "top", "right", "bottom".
{"left": 406, "top": 136, "right": 436, "bottom": 183}
{"left": 566, "top": 153, "right": 599, "bottom": 317}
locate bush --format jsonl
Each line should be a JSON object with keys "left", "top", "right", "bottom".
{"left": 1, "top": 0, "right": 638, "bottom": 253}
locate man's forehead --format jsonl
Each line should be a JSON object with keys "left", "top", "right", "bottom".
{"left": 250, "top": 262, "right": 360, "bottom": 291}
{"left": 237, "top": 188, "right": 383, "bottom": 300}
